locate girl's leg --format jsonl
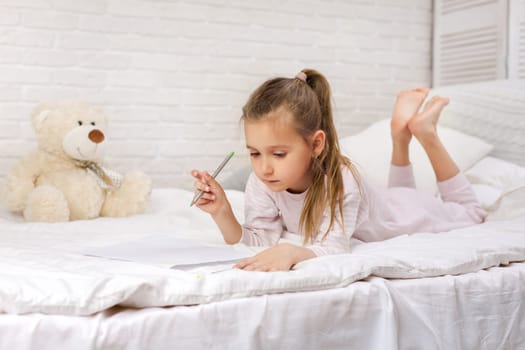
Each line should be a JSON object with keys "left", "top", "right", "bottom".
{"left": 390, "top": 88, "right": 429, "bottom": 166}
{"left": 408, "top": 96, "right": 458, "bottom": 182}
{"left": 389, "top": 88, "right": 429, "bottom": 188}
{"left": 408, "top": 96, "right": 486, "bottom": 224}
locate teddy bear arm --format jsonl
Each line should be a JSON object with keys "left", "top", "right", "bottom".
{"left": 3, "top": 153, "right": 44, "bottom": 212}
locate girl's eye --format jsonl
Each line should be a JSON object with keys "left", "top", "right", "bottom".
{"left": 249, "top": 152, "right": 260, "bottom": 157}
{"left": 91, "top": 122, "right": 96, "bottom": 126}
{"left": 78, "top": 121, "right": 83, "bottom": 126}
{"left": 274, "top": 153, "right": 286, "bottom": 158}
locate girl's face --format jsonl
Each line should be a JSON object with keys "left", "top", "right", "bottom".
{"left": 244, "top": 107, "right": 325, "bottom": 194}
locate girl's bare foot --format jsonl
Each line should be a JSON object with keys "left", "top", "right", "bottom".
{"left": 391, "top": 87, "right": 430, "bottom": 145}
{"left": 408, "top": 95, "right": 450, "bottom": 145}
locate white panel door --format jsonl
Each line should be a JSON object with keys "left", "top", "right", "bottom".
{"left": 433, "top": 0, "right": 508, "bottom": 86}
{"left": 509, "top": 0, "right": 525, "bottom": 79}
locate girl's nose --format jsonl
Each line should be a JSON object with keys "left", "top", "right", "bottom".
{"left": 261, "top": 158, "right": 273, "bottom": 175}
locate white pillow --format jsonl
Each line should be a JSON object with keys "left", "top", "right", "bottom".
{"left": 465, "top": 156, "right": 525, "bottom": 191}
{"left": 339, "top": 119, "right": 494, "bottom": 194}
{"left": 470, "top": 184, "right": 502, "bottom": 209}
{"left": 465, "top": 156, "right": 525, "bottom": 220}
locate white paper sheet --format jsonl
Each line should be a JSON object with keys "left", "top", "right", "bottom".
{"left": 82, "top": 234, "right": 251, "bottom": 269}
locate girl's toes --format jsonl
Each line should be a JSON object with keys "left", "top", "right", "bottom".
{"left": 423, "top": 96, "right": 440, "bottom": 111}
{"left": 415, "top": 87, "right": 430, "bottom": 95}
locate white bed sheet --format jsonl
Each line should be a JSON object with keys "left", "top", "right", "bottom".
{"left": 0, "top": 186, "right": 524, "bottom": 316}
{"left": 0, "top": 157, "right": 524, "bottom": 349}
{"left": 1, "top": 263, "right": 524, "bottom": 350}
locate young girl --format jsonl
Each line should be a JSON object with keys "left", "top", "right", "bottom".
{"left": 191, "top": 69, "right": 486, "bottom": 272}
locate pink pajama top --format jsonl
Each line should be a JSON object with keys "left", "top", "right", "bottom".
{"left": 239, "top": 165, "right": 486, "bottom": 256}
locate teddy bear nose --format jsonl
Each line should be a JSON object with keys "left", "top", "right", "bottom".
{"left": 89, "top": 129, "right": 105, "bottom": 144}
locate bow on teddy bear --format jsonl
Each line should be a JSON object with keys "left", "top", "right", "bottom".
{"left": 1, "top": 102, "right": 151, "bottom": 222}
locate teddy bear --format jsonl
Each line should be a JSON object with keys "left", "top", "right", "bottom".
{"left": 1, "top": 102, "right": 152, "bottom": 222}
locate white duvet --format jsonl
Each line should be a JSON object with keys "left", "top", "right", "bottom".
{"left": 0, "top": 157, "right": 524, "bottom": 316}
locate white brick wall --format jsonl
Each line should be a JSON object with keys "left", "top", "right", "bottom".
{"left": 0, "top": 0, "right": 433, "bottom": 189}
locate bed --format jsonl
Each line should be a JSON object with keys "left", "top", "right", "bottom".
{"left": 1, "top": 80, "right": 524, "bottom": 350}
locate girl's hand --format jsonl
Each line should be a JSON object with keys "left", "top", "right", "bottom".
{"left": 191, "top": 170, "right": 229, "bottom": 217}
{"left": 234, "top": 243, "right": 316, "bottom": 272}
{"left": 191, "top": 170, "right": 242, "bottom": 244}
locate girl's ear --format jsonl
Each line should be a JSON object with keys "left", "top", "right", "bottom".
{"left": 311, "top": 130, "right": 326, "bottom": 157}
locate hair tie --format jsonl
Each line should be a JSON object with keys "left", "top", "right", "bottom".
{"left": 295, "top": 71, "right": 307, "bottom": 83}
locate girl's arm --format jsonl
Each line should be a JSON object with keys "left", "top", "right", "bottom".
{"left": 191, "top": 170, "right": 242, "bottom": 244}
{"left": 238, "top": 173, "right": 283, "bottom": 247}
{"left": 211, "top": 199, "right": 242, "bottom": 244}
{"left": 235, "top": 194, "right": 359, "bottom": 272}
{"left": 239, "top": 171, "right": 362, "bottom": 271}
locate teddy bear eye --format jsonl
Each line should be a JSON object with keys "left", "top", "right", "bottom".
{"left": 91, "top": 122, "right": 96, "bottom": 126}
{"left": 78, "top": 121, "right": 83, "bottom": 126}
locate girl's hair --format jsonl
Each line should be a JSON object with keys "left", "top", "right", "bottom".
{"left": 241, "top": 68, "right": 360, "bottom": 244}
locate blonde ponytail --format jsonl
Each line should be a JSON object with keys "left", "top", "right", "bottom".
{"left": 298, "top": 69, "right": 360, "bottom": 243}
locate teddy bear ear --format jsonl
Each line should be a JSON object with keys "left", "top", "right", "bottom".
{"left": 32, "top": 109, "right": 51, "bottom": 131}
